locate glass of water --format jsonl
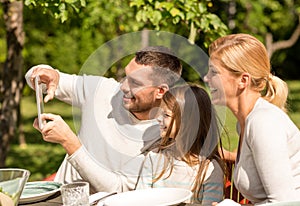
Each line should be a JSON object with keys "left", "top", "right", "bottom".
{"left": 61, "top": 182, "right": 89, "bottom": 206}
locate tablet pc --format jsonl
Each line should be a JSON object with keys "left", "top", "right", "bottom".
{"left": 35, "top": 75, "right": 45, "bottom": 129}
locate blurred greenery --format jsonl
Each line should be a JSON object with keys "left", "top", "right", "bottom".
{"left": 6, "top": 81, "right": 300, "bottom": 181}
{"left": 287, "top": 80, "right": 300, "bottom": 129}
{"left": 6, "top": 95, "right": 74, "bottom": 181}
{"left": 6, "top": 144, "right": 65, "bottom": 181}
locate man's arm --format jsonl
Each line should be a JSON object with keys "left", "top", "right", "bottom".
{"left": 68, "top": 147, "right": 139, "bottom": 193}
{"left": 33, "top": 113, "right": 136, "bottom": 193}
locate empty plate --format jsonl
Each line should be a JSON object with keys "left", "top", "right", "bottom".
{"left": 19, "top": 181, "right": 62, "bottom": 204}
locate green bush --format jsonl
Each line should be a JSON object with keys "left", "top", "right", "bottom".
{"left": 6, "top": 144, "right": 65, "bottom": 181}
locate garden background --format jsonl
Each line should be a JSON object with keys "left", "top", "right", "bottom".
{"left": 1, "top": 0, "right": 300, "bottom": 181}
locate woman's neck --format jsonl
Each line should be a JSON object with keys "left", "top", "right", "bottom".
{"left": 228, "top": 92, "right": 261, "bottom": 131}
{"left": 231, "top": 91, "right": 261, "bottom": 164}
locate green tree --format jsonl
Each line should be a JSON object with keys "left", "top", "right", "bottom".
{"left": 0, "top": 0, "right": 86, "bottom": 167}
{"left": 212, "top": 0, "right": 300, "bottom": 78}
{"left": 130, "top": 0, "right": 228, "bottom": 47}
{"left": 233, "top": 0, "right": 300, "bottom": 58}
{"left": 0, "top": 0, "right": 24, "bottom": 167}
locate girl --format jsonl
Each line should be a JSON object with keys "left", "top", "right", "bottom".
{"left": 136, "top": 84, "right": 225, "bottom": 205}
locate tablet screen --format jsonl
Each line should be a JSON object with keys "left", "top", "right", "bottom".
{"left": 35, "top": 75, "right": 45, "bottom": 129}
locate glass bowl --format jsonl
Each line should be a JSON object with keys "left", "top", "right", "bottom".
{"left": 0, "top": 168, "right": 30, "bottom": 206}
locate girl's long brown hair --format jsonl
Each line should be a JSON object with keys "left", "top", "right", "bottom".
{"left": 153, "top": 84, "right": 225, "bottom": 201}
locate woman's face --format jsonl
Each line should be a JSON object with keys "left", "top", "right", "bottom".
{"left": 204, "top": 59, "right": 239, "bottom": 106}
{"left": 156, "top": 103, "right": 177, "bottom": 139}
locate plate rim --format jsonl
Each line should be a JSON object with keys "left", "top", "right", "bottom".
{"left": 103, "top": 187, "right": 193, "bottom": 206}
{"left": 19, "top": 181, "right": 62, "bottom": 204}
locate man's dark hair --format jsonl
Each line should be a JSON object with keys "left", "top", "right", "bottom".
{"left": 135, "top": 46, "right": 182, "bottom": 76}
{"left": 135, "top": 46, "right": 182, "bottom": 87}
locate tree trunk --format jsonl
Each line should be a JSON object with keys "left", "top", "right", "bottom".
{"left": 0, "top": 0, "right": 24, "bottom": 167}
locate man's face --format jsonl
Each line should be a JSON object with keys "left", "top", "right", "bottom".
{"left": 120, "top": 58, "right": 161, "bottom": 120}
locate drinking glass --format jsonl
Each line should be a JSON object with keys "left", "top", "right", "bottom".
{"left": 0, "top": 168, "right": 30, "bottom": 206}
{"left": 61, "top": 182, "right": 89, "bottom": 206}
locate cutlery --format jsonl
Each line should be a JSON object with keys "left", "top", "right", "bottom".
{"left": 89, "top": 191, "right": 117, "bottom": 205}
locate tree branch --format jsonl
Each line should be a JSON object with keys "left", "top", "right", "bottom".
{"left": 268, "top": 14, "right": 300, "bottom": 57}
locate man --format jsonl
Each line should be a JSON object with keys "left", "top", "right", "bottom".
{"left": 25, "top": 46, "right": 182, "bottom": 193}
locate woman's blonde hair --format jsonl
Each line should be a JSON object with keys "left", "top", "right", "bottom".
{"left": 209, "top": 33, "right": 288, "bottom": 111}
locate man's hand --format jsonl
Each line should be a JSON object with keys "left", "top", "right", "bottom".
{"left": 30, "top": 65, "right": 60, "bottom": 103}
{"left": 33, "top": 113, "right": 81, "bottom": 155}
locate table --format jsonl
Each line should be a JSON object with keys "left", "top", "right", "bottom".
{"left": 18, "top": 191, "right": 201, "bottom": 206}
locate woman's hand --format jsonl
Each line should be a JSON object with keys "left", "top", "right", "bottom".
{"left": 33, "top": 113, "right": 81, "bottom": 155}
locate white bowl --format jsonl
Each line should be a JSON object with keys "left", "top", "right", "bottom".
{"left": 101, "top": 188, "right": 193, "bottom": 206}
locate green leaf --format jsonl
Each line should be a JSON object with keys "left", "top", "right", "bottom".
{"left": 170, "top": 7, "right": 181, "bottom": 17}
{"left": 60, "top": 10, "right": 69, "bottom": 23}
{"left": 172, "top": 16, "right": 181, "bottom": 24}
{"left": 151, "top": 10, "right": 162, "bottom": 25}
{"left": 24, "top": 0, "right": 36, "bottom": 6}
{"left": 65, "top": 0, "right": 78, "bottom": 3}
{"left": 80, "top": 0, "right": 86, "bottom": 7}
{"left": 129, "top": 0, "right": 145, "bottom": 8}
{"left": 136, "top": 10, "right": 143, "bottom": 22}
{"left": 186, "top": 11, "right": 195, "bottom": 20}
{"left": 58, "top": 2, "right": 66, "bottom": 11}
{"left": 198, "top": 2, "right": 207, "bottom": 13}
{"left": 156, "top": 2, "right": 173, "bottom": 11}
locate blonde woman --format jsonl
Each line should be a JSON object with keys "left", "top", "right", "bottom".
{"left": 204, "top": 33, "right": 300, "bottom": 205}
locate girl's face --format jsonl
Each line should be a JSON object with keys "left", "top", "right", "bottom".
{"left": 157, "top": 103, "right": 177, "bottom": 139}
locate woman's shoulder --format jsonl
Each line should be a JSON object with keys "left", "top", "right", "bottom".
{"left": 247, "top": 98, "right": 288, "bottom": 122}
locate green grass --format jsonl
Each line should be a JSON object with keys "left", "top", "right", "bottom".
{"left": 287, "top": 80, "right": 300, "bottom": 128}
{"left": 5, "top": 81, "right": 300, "bottom": 181}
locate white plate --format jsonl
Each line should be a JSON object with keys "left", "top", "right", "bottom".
{"left": 19, "top": 181, "right": 62, "bottom": 204}
{"left": 99, "top": 188, "right": 193, "bottom": 206}
{"left": 263, "top": 201, "right": 300, "bottom": 206}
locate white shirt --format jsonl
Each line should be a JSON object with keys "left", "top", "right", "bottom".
{"left": 25, "top": 67, "right": 160, "bottom": 193}
{"left": 137, "top": 151, "right": 224, "bottom": 205}
{"left": 234, "top": 98, "right": 300, "bottom": 204}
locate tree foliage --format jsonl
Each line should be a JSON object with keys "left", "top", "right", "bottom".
{"left": 24, "top": 0, "right": 86, "bottom": 23}
{"left": 130, "top": 0, "right": 228, "bottom": 47}
{"left": 211, "top": 0, "right": 300, "bottom": 79}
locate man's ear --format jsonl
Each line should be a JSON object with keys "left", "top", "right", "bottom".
{"left": 156, "top": 84, "right": 169, "bottom": 99}
{"left": 238, "top": 73, "right": 251, "bottom": 89}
